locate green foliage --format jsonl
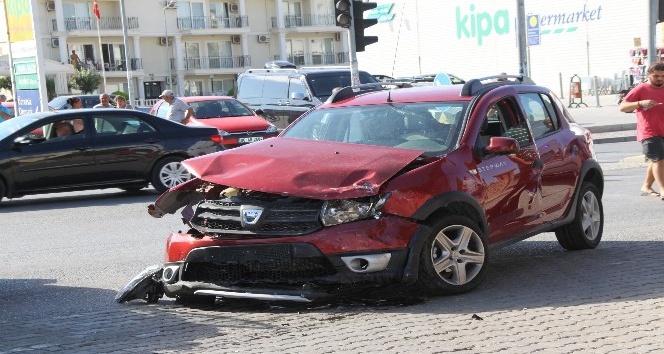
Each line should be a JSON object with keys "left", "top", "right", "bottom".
{"left": 227, "top": 87, "right": 235, "bottom": 96}
{"left": 68, "top": 68, "right": 101, "bottom": 94}
{"left": 46, "top": 77, "right": 56, "bottom": 100}
{"left": 0, "top": 76, "right": 11, "bottom": 91}
{"left": 112, "top": 90, "right": 128, "bottom": 99}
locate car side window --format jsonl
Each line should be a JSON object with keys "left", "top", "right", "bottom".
{"left": 478, "top": 98, "right": 532, "bottom": 148}
{"left": 236, "top": 75, "right": 265, "bottom": 100}
{"left": 43, "top": 118, "right": 84, "bottom": 142}
{"left": 518, "top": 93, "right": 557, "bottom": 140}
{"left": 93, "top": 115, "right": 156, "bottom": 136}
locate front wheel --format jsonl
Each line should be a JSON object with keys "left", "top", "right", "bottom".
{"left": 414, "top": 215, "right": 488, "bottom": 295}
{"left": 555, "top": 182, "right": 603, "bottom": 250}
{"left": 151, "top": 157, "right": 191, "bottom": 193}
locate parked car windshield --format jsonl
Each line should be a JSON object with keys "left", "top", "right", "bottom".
{"left": 282, "top": 102, "right": 467, "bottom": 156}
{"left": 189, "top": 99, "right": 255, "bottom": 118}
{"left": 305, "top": 72, "right": 378, "bottom": 99}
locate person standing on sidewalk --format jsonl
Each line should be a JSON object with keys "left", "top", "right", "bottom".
{"left": 619, "top": 62, "right": 664, "bottom": 198}
{"left": 158, "top": 90, "right": 192, "bottom": 124}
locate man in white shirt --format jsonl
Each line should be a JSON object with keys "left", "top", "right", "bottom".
{"left": 159, "top": 90, "right": 192, "bottom": 124}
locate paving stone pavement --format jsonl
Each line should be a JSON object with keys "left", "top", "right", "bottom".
{"left": 2, "top": 239, "right": 663, "bottom": 353}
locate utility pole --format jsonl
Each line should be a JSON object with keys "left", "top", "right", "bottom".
{"left": 516, "top": 0, "right": 528, "bottom": 76}
{"left": 648, "top": 0, "right": 658, "bottom": 65}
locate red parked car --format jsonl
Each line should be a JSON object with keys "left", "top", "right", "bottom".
{"left": 150, "top": 96, "right": 278, "bottom": 149}
{"left": 121, "top": 75, "right": 604, "bottom": 304}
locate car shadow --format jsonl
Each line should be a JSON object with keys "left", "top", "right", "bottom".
{"left": 0, "top": 189, "right": 159, "bottom": 211}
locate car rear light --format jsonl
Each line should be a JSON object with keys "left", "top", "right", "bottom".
{"left": 210, "top": 134, "right": 223, "bottom": 143}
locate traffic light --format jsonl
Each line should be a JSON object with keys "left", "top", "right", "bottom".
{"left": 353, "top": 1, "right": 378, "bottom": 52}
{"left": 335, "top": 0, "right": 352, "bottom": 28}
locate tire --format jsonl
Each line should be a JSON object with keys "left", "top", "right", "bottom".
{"left": 414, "top": 215, "right": 488, "bottom": 295}
{"left": 151, "top": 156, "right": 192, "bottom": 194}
{"left": 120, "top": 185, "right": 146, "bottom": 193}
{"left": 555, "top": 182, "right": 603, "bottom": 250}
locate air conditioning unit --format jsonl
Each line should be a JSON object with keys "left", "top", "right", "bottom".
{"left": 334, "top": 32, "right": 341, "bottom": 41}
{"left": 159, "top": 37, "right": 172, "bottom": 46}
{"left": 257, "top": 34, "right": 270, "bottom": 43}
{"left": 231, "top": 35, "right": 241, "bottom": 44}
{"left": 50, "top": 38, "right": 59, "bottom": 47}
{"left": 46, "top": 1, "right": 55, "bottom": 11}
{"left": 229, "top": 3, "right": 239, "bottom": 12}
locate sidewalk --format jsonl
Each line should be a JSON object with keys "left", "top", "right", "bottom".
{"left": 565, "top": 94, "right": 637, "bottom": 144}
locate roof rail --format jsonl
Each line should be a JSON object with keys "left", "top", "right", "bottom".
{"left": 461, "top": 74, "right": 536, "bottom": 96}
{"left": 300, "top": 66, "right": 351, "bottom": 70}
{"left": 326, "top": 82, "right": 413, "bottom": 104}
{"left": 243, "top": 68, "right": 298, "bottom": 74}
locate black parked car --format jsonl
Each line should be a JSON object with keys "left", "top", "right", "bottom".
{"left": 0, "top": 109, "right": 222, "bottom": 203}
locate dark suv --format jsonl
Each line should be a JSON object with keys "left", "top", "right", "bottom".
{"left": 235, "top": 67, "right": 378, "bottom": 129}
{"left": 140, "top": 75, "right": 604, "bottom": 303}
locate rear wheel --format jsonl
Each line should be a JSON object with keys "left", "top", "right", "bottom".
{"left": 151, "top": 157, "right": 191, "bottom": 193}
{"left": 555, "top": 182, "right": 603, "bottom": 250}
{"left": 414, "top": 215, "right": 488, "bottom": 295}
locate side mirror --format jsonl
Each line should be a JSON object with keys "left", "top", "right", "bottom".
{"left": 484, "top": 136, "right": 519, "bottom": 156}
{"left": 290, "top": 92, "right": 308, "bottom": 101}
{"left": 13, "top": 136, "right": 37, "bottom": 148}
{"left": 254, "top": 109, "right": 264, "bottom": 116}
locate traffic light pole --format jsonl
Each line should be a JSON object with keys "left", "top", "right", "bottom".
{"left": 347, "top": 1, "right": 361, "bottom": 87}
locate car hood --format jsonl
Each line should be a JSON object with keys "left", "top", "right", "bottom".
{"left": 182, "top": 137, "right": 424, "bottom": 200}
{"left": 188, "top": 115, "right": 272, "bottom": 132}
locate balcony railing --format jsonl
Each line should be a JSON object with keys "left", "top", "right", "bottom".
{"left": 53, "top": 17, "right": 139, "bottom": 31}
{"left": 181, "top": 55, "right": 251, "bottom": 70}
{"left": 280, "top": 52, "right": 349, "bottom": 66}
{"left": 177, "top": 15, "right": 248, "bottom": 30}
{"left": 271, "top": 14, "right": 335, "bottom": 28}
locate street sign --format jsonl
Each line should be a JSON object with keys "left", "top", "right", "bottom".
{"left": 13, "top": 57, "right": 39, "bottom": 90}
{"left": 527, "top": 14, "right": 540, "bottom": 46}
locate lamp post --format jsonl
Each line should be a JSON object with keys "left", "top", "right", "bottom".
{"left": 163, "top": 0, "right": 177, "bottom": 91}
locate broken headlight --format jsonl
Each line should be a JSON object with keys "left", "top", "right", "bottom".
{"left": 320, "top": 194, "right": 391, "bottom": 226}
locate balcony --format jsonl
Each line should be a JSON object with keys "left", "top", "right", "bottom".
{"left": 53, "top": 17, "right": 140, "bottom": 31}
{"left": 271, "top": 14, "right": 335, "bottom": 28}
{"left": 280, "top": 52, "right": 349, "bottom": 66}
{"left": 177, "top": 15, "right": 248, "bottom": 30}
{"left": 180, "top": 55, "right": 251, "bottom": 70}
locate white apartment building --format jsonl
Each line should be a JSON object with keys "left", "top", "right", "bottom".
{"left": 1, "top": 0, "right": 348, "bottom": 104}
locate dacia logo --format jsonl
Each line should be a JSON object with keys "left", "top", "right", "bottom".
{"left": 240, "top": 206, "right": 263, "bottom": 228}
{"left": 456, "top": 4, "right": 510, "bottom": 46}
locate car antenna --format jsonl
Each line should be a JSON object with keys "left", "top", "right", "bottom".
{"left": 387, "top": 89, "right": 393, "bottom": 103}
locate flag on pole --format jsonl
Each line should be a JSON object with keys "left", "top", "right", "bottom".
{"left": 93, "top": 0, "right": 101, "bottom": 19}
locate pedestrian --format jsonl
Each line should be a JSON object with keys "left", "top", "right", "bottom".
{"left": 70, "top": 50, "right": 80, "bottom": 70}
{"left": 619, "top": 62, "right": 664, "bottom": 199}
{"left": 115, "top": 96, "right": 135, "bottom": 110}
{"left": 158, "top": 90, "right": 192, "bottom": 124}
{"left": 67, "top": 96, "right": 83, "bottom": 109}
{"left": 0, "top": 94, "right": 12, "bottom": 120}
{"left": 93, "top": 93, "right": 114, "bottom": 108}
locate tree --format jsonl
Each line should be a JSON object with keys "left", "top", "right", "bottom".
{"left": 68, "top": 68, "right": 101, "bottom": 94}
{"left": 0, "top": 76, "right": 12, "bottom": 91}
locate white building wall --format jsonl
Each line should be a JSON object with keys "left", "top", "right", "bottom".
{"left": 357, "top": 0, "right": 656, "bottom": 92}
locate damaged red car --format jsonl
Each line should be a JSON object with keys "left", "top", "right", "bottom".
{"left": 124, "top": 75, "right": 604, "bottom": 303}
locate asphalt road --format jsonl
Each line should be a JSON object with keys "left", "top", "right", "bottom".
{"left": 1, "top": 141, "right": 662, "bottom": 353}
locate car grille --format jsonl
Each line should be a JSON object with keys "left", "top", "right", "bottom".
{"left": 181, "top": 244, "right": 336, "bottom": 285}
{"left": 191, "top": 194, "right": 324, "bottom": 236}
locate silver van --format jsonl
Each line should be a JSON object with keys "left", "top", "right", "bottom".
{"left": 235, "top": 67, "right": 378, "bottom": 129}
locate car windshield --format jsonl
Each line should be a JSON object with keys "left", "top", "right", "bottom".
{"left": 0, "top": 113, "right": 49, "bottom": 139}
{"left": 282, "top": 102, "right": 467, "bottom": 156}
{"left": 306, "top": 72, "right": 377, "bottom": 99}
{"left": 189, "top": 99, "right": 254, "bottom": 119}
